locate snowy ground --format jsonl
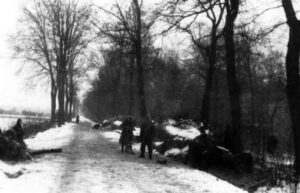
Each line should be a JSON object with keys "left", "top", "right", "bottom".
{"left": 0, "top": 118, "right": 248, "bottom": 193}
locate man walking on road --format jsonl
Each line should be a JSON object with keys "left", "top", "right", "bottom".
{"left": 139, "top": 116, "right": 156, "bottom": 159}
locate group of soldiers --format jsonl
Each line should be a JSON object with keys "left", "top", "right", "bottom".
{"left": 119, "top": 116, "right": 156, "bottom": 159}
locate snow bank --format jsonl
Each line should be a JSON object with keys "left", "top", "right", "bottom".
{"left": 166, "top": 167, "right": 247, "bottom": 193}
{"left": 0, "top": 162, "right": 26, "bottom": 176}
{"left": 0, "top": 161, "right": 60, "bottom": 193}
{"left": 256, "top": 184, "right": 300, "bottom": 193}
{"left": 154, "top": 141, "right": 163, "bottom": 146}
{"left": 165, "top": 146, "right": 189, "bottom": 157}
{"left": 0, "top": 122, "right": 78, "bottom": 193}
{"left": 79, "top": 116, "right": 94, "bottom": 124}
{"left": 101, "top": 130, "right": 120, "bottom": 143}
{"left": 133, "top": 127, "right": 140, "bottom": 136}
{"left": 25, "top": 123, "right": 75, "bottom": 150}
{"left": 165, "top": 125, "right": 200, "bottom": 140}
{"left": 165, "top": 148, "right": 181, "bottom": 156}
{"left": 102, "top": 127, "right": 140, "bottom": 142}
{"left": 113, "top": 120, "right": 122, "bottom": 127}
{"left": 164, "top": 119, "right": 177, "bottom": 125}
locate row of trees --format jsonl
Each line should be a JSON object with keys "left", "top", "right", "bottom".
{"left": 157, "top": 0, "right": 242, "bottom": 153}
{"left": 83, "top": 0, "right": 300, "bottom": 174}
{"left": 84, "top": 0, "right": 254, "bottom": 154}
{"left": 13, "top": 0, "right": 300, "bottom": 175}
{"left": 13, "top": 0, "right": 93, "bottom": 125}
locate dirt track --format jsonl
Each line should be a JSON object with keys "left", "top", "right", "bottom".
{"left": 0, "top": 120, "right": 245, "bottom": 193}
{"left": 52, "top": 120, "right": 245, "bottom": 193}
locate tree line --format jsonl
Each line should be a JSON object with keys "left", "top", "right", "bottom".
{"left": 12, "top": 0, "right": 300, "bottom": 175}
{"left": 13, "top": 0, "right": 93, "bottom": 125}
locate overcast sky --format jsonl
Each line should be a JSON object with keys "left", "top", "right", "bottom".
{"left": 0, "top": 0, "right": 50, "bottom": 112}
{"left": 0, "top": 0, "right": 295, "bottom": 113}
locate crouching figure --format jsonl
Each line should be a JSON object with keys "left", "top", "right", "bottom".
{"left": 0, "top": 119, "right": 31, "bottom": 160}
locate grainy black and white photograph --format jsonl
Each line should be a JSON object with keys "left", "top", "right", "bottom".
{"left": 0, "top": 0, "right": 299, "bottom": 192}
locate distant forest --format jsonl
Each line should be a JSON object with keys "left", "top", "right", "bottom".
{"left": 0, "top": 108, "right": 47, "bottom": 117}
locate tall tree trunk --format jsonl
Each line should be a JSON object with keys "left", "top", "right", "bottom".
{"left": 113, "top": 47, "right": 123, "bottom": 117}
{"left": 65, "top": 81, "right": 70, "bottom": 120}
{"left": 200, "top": 28, "right": 217, "bottom": 128}
{"left": 133, "top": 0, "right": 147, "bottom": 119}
{"left": 68, "top": 69, "right": 75, "bottom": 121}
{"left": 128, "top": 54, "right": 135, "bottom": 115}
{"left": 57, "top": 59, "right": 66, "bottom": 126}
{"left": 68, "top": 82, "right": 74, "bottom": 121}
{"left": 213, "top": 68, "right": 219, "bottom": 128}
{"left": 245, "top": 43, "right": 256, "bottom": 153}
{"left": 50, "top": 83, "right": 57, "bottom": 123}
{"left": 57, "top": 79, "right": 65, "bottom": 126}
{"left": 282, "top": 0, "right": 300, "bottom": 176}
{"left": 224, "top": 0, "right": 242, "bottom": 153}
{"left": 69, "top": 95, "right": 73, "bottom": 120}
{"left": 113, "top": 64, "right": 121, "bottom": 116}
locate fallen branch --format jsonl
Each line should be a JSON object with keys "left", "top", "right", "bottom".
{"left": 29, "top": 148, "right": 62, "bottom": 156}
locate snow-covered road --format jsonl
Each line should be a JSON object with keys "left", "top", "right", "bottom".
{"left": 0, "top": 119, "right": 246, "bottom": 193}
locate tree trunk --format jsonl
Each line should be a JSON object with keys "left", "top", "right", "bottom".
{"left": 200, "top": 28, "right": 217, "bottom": 128}
{"left": 224, "top": 0, "right": 242, "bottom": 153}
{"left": 65, "top": 81, "right": 70, "bottom": 120}
{"left": 68, "top": 86, "right": 74, "bottom": 121}
{"left": 57, "top": 61, "right": 66, "bottom": 126}
{"left": 113, "top": 64, "right": 120, "bottom": 116}
{"left": 128, "top": 54, "right": 135, "bottom": 116}
{"left": 68, "top": 70, "right": 75, "bottom": 121}
{"left": 282, "top": 0, "right": 300, "bottom": 176}
{"left": 133, "top": 0, "right": 147, "bottom": 119}
{"left": 68, "top": 96, "right": 73, "bottom": 120}
{"left": 50, "top": 84, "right": 57, "bottom": 123}
{"left": 113, "top": 47, "right": 123, "bottom": 117}
{"left": 245, "top": 43, "right": 256, "bottom": 153}
{"left": 213, "top": 68, "right": 219, "bottom": 128}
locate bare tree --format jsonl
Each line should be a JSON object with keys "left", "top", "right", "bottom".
{"left": 48, "top": 0, "right": 93, "bottom": 125}
{"left": 95, "top": 18, "right": 134, "bottom": 116}
{"left": 13, "top": 1, "right": 58, "bottom": 122}
{"left": 95, "top": 0, "right": 156, "bottom": 119}
{"left": 223, "top": 0, "right": 242, "bottom": 153}
{"left": 13, "top": 0, "right": 93, "bottom": 125}
{"left": 158, "top": 0, "right": 225, "bottom": 129}
{"left": 281, "top": 0, "right": 300, "bottom": 175}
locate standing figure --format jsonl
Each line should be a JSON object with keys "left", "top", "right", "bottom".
{"left": 139, "top": 117, "right": 156, "bottom": 159}
{"left": 76, "top": 115, "right": 80, "bottom": 123}
{"left": 119, "top": 117, "right": 135, "bottom": 154}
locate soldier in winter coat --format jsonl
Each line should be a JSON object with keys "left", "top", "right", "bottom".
{"left": 119, "top": 117, "right": 135, "bottom": 153}
{"left": 139, "top": 117, "right": 156, "bottom": 159}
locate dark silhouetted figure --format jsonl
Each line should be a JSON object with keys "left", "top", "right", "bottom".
{"left": 140, "top": 117, "right": 156, "bottom": 159}
{"left": 76, "top": 115, "right": 80, "bottom": 123}
{"left": 119, "top": 118, "right": 135, "bottom": 154}
{"left": 0, "top": 119, "right": 32, "bottom": 160}
{"left": 12, "top": 119, "right": 25, "bottom": 146}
